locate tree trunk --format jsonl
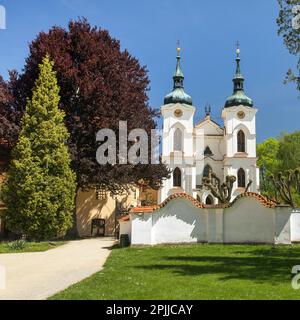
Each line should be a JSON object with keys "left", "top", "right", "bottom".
{"left": 65, "top": 187, "right": 80, "bottom": 239}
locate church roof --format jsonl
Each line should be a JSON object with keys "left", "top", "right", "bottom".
{"left": 224, "top": 47, "right": 253, "bottom": 108}
{"left": 164, "top": 87, "right": 193, "bottom": 106}
{"left": 164, "top": 46, "right": 193, "bottom": 106}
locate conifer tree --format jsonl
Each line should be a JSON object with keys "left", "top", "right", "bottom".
{"left": 1, "top": 56, "right": 76, "bottom": 240}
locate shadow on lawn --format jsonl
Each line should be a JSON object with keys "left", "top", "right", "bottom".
{"left": 134, "top": 247, "right": 300, "bottom": 284}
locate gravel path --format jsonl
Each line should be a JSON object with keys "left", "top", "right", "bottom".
{"left": 0, "top": 238, "right": 116, "bottom": 300}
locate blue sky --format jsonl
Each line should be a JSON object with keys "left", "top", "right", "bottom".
{"left": 0, "top": 0, "right": 299, "bottom": 142}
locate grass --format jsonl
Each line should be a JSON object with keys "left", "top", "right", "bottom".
{"left": 0, "top": 240, "right": 66, "bottom": 253}
{"left": 51, "top": 244, "right": 300, "bottom": 300}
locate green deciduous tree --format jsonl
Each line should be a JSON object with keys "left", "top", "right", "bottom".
{"left": 258, "top": 132, "right": 300, "bottom": 206}
{"left": 278, "top": 131, "right": 300, "bottom": 170}
{"left": 1, "top": 56, "right": 76, "bottom": 240}
{"left": 257, "top": 137, "right": 280, "bottom": 198}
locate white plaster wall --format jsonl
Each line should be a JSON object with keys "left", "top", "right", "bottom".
{"left": 222, "top": 106, "right": 257, "bottom": 158}
{"left": 130, "top": 214, "right": 152, "bottom": 245}
{"left": 275, "top": 206, "right": 292, "bottom": 244}
{"left": 207, "top": 208, "right": 224, "bottom": 243}
{"left": 119, "top": 220, "right": 131, "bottom": 242}
{"left": 291, "top": 210, "right": 300, "bottom": 242}
{"left": 128, "top": 197, "right": 293, "bottom": 246}
{"left": 223, "top": 197, "right": 275, "bottom": 243}
{"left": 222, "top": 106, "right": 257, "bottom": 135}
{"left": 152, "top": 198, "right": 208, "bottom": 244}
{"left": 161, "top": 103, "right": 195, "bottom": 158}
{"left": 202, "top": 136, "right": 225, "bottom": 160}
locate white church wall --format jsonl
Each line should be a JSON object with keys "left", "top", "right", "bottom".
{"left": 222, "top": 106, "right": 257, "bottom": 158}
{"left": 203, "top": 136, "right": 224, "bottom": 159}
{"left": 222, "top": 106, "right": 257, "bottom": 135}
{"left": 231, "top": 112, "right": 256, "bottom": 135}
{"left": 233, "top": 125, "right": 256, "bottom": 157}
{"left": 161, "top": 104, "right": 195, "bottom": 158}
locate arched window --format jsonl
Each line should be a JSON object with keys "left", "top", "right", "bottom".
{"left": 205, "top": 195, "right": 214, "bottom": 205}
{"left": 204, "top": 146, "right": 213, "bottom": 156}
{"left": 173, "top": 167, "right": 182, "bottom": 187}
{"left": 237, "top": 130, "right": 245, "bottom": 152}
{"left": 237, "top": 168, "right": 246, "bottom": 188}
{"left": 203, "top": 164, "right": 212, "bottom": 178}
{"left": 174, "top": 128, "right": 183, "bottom": 151}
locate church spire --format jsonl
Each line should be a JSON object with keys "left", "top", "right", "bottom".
{"left": 173, "top": 41, "right": 184, "bottom": 89}
{"left": 224, "top": 43, "right": 253, "bottom": 108}
{"left": 233, "top": 42, "right": 244, "bottom": 93}
{"left": 164, "top": 42, "right": 193, "bottom": 106}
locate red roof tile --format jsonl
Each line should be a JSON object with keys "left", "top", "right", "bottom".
{"left": 129, "top": 206, "right": 158, "bottom": 214}
{"left": 128, "top": 191, "right": 277, "bottom": 216}
{"left": 159, "top": 193, "right": 205, "bottom": 209}
{"left": 118, "top": 215, "right": 130, "bottom": 222}
{"left": 226, "top": 192, "right": 277, "bottom": 208}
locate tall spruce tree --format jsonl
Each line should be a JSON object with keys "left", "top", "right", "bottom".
{"left": 1, "top": 56, "right": 76, "bottom": 240}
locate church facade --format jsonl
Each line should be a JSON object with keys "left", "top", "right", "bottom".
{"left": 159, "top": 46, "right": 260, "bottom": 204}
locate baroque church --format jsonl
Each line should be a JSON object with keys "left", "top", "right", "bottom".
{"left": 159, "top": 45, "right": 260, "bottom": 204}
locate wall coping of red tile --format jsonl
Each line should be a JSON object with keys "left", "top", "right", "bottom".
{"left": 127, "top": 192, "right": 278, "bottom": 216}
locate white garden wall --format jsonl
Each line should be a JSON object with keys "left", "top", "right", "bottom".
{"left": 291, "top": 210, "right": 300, "bottom": 242}
{"left": 223, "top": 197, "right": 274, "bottom": 243}
{"left": 119, "top": 220, "right": 131, "bottom": 242}
{"left": 130, "top": 213, "right": 152, "bottom": 245}
{"left": 120, "top": 194, "right": 297, "bottom": 246}
{"left": 152, "top": 199, "right": 208, "bottom": 244}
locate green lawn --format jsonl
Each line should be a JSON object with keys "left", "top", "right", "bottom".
{"left": 51, "top": 244, "right": 300, "bottom": 300}
{"left": 0, "top": 241, "right": 66, "bottom": 253}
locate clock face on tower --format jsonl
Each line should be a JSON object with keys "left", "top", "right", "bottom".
{"left": 237, "top": 111, "right": 245, "bottom": 119}
{"left": 174, "top": 109, "right": 183, "bottom": 118}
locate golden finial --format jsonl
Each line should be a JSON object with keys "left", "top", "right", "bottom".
{"left": 177, "top": 40, "right": 181, "bottom": 56}
{"left": 236, "top": 40, "right": 240, "bottom": 57}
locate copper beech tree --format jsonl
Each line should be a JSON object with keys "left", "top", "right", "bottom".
{"left": 0, "top": 18, "right": 170, "bottom": 195}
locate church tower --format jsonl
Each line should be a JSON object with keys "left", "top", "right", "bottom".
{"left": 159, "top": 45, "right": 197, "bottom": 202}
{"left": 221, "top": 46, "right": 260, "bottom": 196}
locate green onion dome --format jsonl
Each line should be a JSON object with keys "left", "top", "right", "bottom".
{"left": 225, "top": 47, "right": 253, "bottom": 108}
{"left": 164, "top": 47, "right": 193, "bottom": 106}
